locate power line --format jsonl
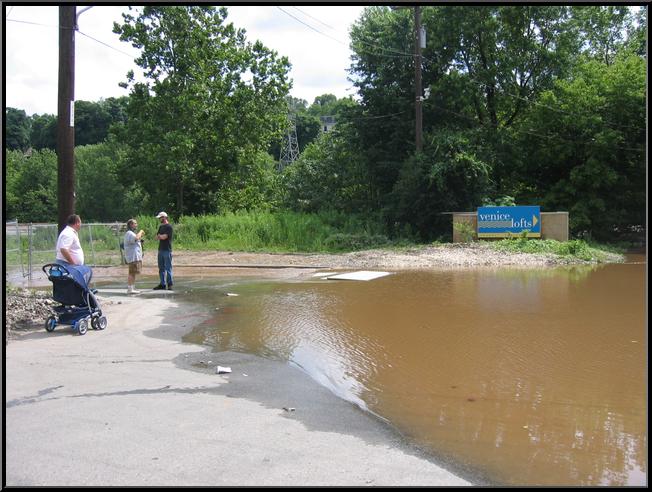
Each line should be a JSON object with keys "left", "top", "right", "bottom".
{"left": 291, "top": 6, "right": 339, "bottom": 32}
{"left": 6, "top": 18, "right": 59, "bottom": 28}
{"left": 348, "top": 110, "right": 408, "bottom": 121}
{"left": 77, "top": 30, "right": 135, "bottom": 59}
{"left": 276, "top": 6, "right": 345, "bottom": 46}
{"left": 277, "top": 5, "right": 414, "bottom": 60}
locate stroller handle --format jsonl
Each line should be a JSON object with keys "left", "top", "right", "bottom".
{"left": 42, "top": 262, "right": 73, "bottom": 278}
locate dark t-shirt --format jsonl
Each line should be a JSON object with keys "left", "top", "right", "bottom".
{"left": 157, "top": 223, "right": 173, "bottom": 251}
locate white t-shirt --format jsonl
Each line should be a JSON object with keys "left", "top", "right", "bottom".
{"left": 55, "top": 225, "right": 84, "bottom": 265}
{"left": 123, "top": 230, "right": 143, "bottom": 263}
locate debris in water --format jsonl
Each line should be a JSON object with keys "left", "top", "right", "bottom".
{"left": 226, "top": 293, "right": 239, "bottom": 297}
{"left": 216, "top": 366, "right": 232, "bottom": 374}
{"left": 282, "top": 407, "right": 296, "bottom": 412}
{"left": 326, "top": 271, "right": 391, "bottom": 281}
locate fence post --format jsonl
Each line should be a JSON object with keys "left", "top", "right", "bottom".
{"left": 28, "top": 223, "right": 33, "bottom": 281}
{"left": 16, "top": 219, "right": 24, "bottom": 278}
{"left": 88, "top": 223, "right": 96, "bottom": 266}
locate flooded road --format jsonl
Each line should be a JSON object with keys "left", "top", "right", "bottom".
{"left": 183, "top": 256, "right": 647, "bottom": 486}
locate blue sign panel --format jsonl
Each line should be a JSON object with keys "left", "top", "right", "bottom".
{"left": 477, "top": 206, "right": 541, "bottom": 238}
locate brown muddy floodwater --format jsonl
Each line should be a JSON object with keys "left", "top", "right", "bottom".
{"left": 184, "top": 256, "right": 647, "bottom": 486}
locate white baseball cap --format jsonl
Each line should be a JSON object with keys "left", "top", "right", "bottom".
{"left": 156, "top": 211, "right": 168, "bottom": 219}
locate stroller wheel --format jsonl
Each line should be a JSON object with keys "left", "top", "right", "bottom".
{"left": 77, "top": 318, "right": 89, "bottom": 336}
{"left": 45, "top": 316, "right": 57, "bottom": 332}
{"left": 92, "top": 316, "right": 107, "bottom": 330}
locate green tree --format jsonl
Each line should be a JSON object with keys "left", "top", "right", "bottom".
{"left": 348, "top": 6, "right": 416, "bottom": 205}
{"left": 512, "top": 53, "right": 645, "bottom": 239}
{"left": 281, "top": 129, "right": 370, "bottom": 214}
{"left": 75, "top": 141, "right": 148, "bottom": 221}
{"left": 5, "top": 108, "right": 32, "bottom": 151}
{"left": 389, "top": 130, "right": 492, "bottom": 240}
{"left": 29, "top": 113, "right": 57, "bottom": 150}
{"left": 113, "top": 6, "right": 291, "bottom": 216}
{"left": 4, "top": 149, "right": 58, "bottom": 222}
{"left": 571, "top": 6, "right": 636, "bottom": 65}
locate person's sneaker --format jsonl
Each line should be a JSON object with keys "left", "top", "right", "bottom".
{"left": 153, "top": 284, "right": 166, "bottom": 290}
{"left": 128, "top": 288, "right": 140, "bottom": 294}
{"left": 166, "top": 283, "right": 173, "bottom": 290}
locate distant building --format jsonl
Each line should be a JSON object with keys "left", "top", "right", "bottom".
{"left": 320, "top": 115, "right": 336, "bottom": 133}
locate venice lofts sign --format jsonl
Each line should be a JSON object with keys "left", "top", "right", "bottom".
{"left": 477, "top": 206, "right": 541, "bottom": 238}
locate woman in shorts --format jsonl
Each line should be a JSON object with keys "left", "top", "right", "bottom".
{"left": 124, "top": 218, "right": 145, "bottom": 294}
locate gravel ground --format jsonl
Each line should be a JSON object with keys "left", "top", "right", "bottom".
{"left": 5, "top": 290, "right": 56, "bottom": 342}
{"left": 4, "top": 289, "right": 116, "bottom": 344}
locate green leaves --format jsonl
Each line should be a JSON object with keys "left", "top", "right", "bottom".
{"left": 114, "top": 6, "right": 291, "bottom": 216}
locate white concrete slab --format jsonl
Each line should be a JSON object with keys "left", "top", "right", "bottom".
{"left": 326, "top": 271, "right": 392, "bottom": 281}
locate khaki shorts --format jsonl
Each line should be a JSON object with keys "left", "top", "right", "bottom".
{"left": 128, "top": 261, "right": 142, "bottom": 274}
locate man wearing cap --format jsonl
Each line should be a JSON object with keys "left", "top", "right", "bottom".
{"left": 153, "top": 211, "right": 174, "bottom": 290}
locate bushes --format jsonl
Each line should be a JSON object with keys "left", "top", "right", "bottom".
{"left": 491, "top": 237, "right": 613, "bottom": 262}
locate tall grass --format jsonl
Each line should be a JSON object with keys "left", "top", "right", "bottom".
{"left": 137, "top": 211, "right": 390, "bottom": 253}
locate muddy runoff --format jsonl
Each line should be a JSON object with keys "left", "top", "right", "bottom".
{"left": 9, "top": 248, "right": 644, "bottom": 485}
{"left": 180, "top": 255, "right": 646, "bottom": 486}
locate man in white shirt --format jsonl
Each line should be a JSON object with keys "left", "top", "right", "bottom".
{"left": 54, "top": 214, "right": 92, "bottom": 286}
{"left": 56, "top": 214, "right": 85, "bottom": 265}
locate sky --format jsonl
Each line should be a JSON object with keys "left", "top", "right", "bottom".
{"left": 4, "top": 5, "right": 367, "bottom": 116}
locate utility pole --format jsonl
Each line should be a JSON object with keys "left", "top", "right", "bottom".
{"left": 414, "top": 5, "right": 423, "bottom": 153}
{"left": 57, "top": 6, "right": 76, "bottom": 233}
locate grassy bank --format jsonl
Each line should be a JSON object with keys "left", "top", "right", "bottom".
{"left": 6, "top": 213, "right": 630, "bottom": 271}
{"left": 488, "top": 237, "right": 627, "bottom": 263}
{"left": 112, "top": 212, "right": 636, "bottom": 262}
{"left": 137, "top": 210, "right": 392, "bottom": 253}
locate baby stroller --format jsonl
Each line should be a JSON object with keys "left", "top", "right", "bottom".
{"left": 42, "top": 262, "right": 107, "bottom": 335}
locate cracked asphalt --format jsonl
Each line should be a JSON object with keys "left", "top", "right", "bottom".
{"left": 5, "top": 293, "right": 474, "bottom": 486}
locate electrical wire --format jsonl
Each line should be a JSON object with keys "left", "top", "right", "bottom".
{"left": 276, "top": 6, "right": 345, "bottom": 46}
{"left": 6, "top": 18, "right": 58, "bottom": 28}
{"left": 278, "top": 5, "right": 644, "bottom": 137}
{"left": 291, "top": 6, "right": 339, "bottom": 32}
{"left": 347, "top": 110, "right": 408, "bottom": 121}
{"left": 278, "top": 5, "right": 414, "bottom": 60}
{"left": 77, "top": 30, "right": 136, "bottom": 58}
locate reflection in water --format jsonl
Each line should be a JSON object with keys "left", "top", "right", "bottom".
{"left": 185, "top": 260, "right": 646, "bottom": 486}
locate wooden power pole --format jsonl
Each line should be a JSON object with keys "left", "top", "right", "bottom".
{"left": 57, "top": 6, "right": 76, "bottom": 233}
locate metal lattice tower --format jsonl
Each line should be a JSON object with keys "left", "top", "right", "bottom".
{"left": 278, "top": 113, "right": 299, "bottom": 171}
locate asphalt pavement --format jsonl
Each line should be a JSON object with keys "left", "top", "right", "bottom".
{"left": 5, "top": 293, "right": 474, "bottom": 486}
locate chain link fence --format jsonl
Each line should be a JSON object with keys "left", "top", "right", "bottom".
{"left": 5, "top": 220, "right": 127, "bottom": 286}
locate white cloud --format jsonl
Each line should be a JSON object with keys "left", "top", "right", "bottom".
{"left": 4, "top": 5, "right": 366, "bottom": 116}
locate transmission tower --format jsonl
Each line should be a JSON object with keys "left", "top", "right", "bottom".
{"left": 278, "top": 113, "right": 299, "bottom": 171}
